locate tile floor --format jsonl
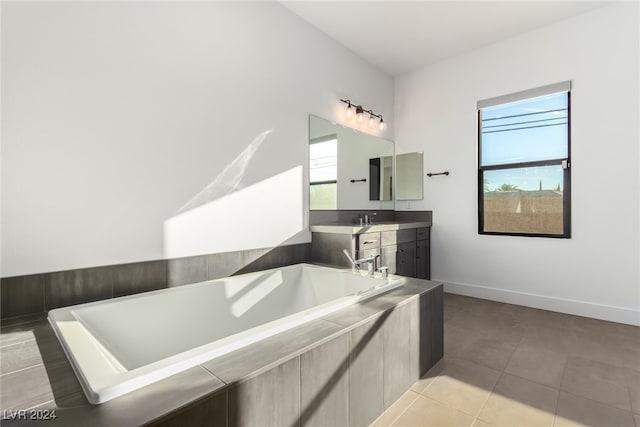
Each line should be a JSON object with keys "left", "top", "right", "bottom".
{"left": 372, "top": 293, "right": 640, "bottom": 427}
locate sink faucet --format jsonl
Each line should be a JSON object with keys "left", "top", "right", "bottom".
{"left": 363, "top": 212, "right": 377, "bottom": 225}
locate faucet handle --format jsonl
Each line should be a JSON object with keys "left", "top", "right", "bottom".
{"left": 377, "top": 266, "right": 389, "bottom": 278}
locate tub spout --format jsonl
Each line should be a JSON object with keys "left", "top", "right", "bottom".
{"left": 343, "top": 249, "right": 359, "bottom": 273}
{"left": 354, "top": 255, "right": 377, "bottom": 277}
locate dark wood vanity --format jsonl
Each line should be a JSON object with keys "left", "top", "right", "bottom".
{"left": 310, "top": 212, "right": 432, "bottom": 280}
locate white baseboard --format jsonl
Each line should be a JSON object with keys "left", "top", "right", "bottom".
{"left": 436, "top": 278, "right": 640, "bottom": 326}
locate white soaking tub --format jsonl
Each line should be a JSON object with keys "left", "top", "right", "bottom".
{"left": 48, "top": 263, "right": 403, "bottom": 404}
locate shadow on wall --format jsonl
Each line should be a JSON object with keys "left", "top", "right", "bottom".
{"left": 163, "top": 129, "right": 306, "bottom": 260}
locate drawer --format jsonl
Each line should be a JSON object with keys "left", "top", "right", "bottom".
{"left": 417, "top": 227, "right": 430, "bottom": 241}
{"left": 356, "top": 248, "right": 380, "bottom": 261}
{"left": 381, "top": 229, "right": 416, "bottom": 247}
{"left": 357, "top": 232, "right": 381, "bottom": 250}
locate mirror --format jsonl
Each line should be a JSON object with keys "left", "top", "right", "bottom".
{"left": 309, "top": 115, "right": 394, "bottom": 210}
{"left": 369, "top": 156, "right": 393, "bottom": 201}
{"left": 396, "top": 152, "right": 424, "bottom": 200}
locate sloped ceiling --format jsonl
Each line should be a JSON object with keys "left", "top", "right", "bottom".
{"left": 282, "top": 1, "right": 612, "bottom": 76}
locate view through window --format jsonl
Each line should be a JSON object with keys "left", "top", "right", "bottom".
{"left": 309, "top": 137, "right": 337, "bottom": 210}
{"left": 478, "top": 82, "right": 571, "bottom": 237}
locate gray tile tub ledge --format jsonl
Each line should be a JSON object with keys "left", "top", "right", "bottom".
{"left": 0, "top": 275, "right": 444, "bottom": 427}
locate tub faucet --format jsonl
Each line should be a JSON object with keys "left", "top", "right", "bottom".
{"left": 355, "top": 255, "right": 379, "bottom": 277}
{"left": 343, "top": 249, "right": 360, "bottom": 273}
{"left": 342, "top": 250, "right": 378, "bottom": 276}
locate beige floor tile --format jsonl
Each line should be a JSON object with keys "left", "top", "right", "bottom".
{"left": 449, "top": 310, "right": 525, "bottom": 345}
{"left": 505, "top": 343, "right": 567, "bottom": 388}
{"left": 377, "top": 298, "right": 637, "bottom": 427}
{"left": 444, "top": 324, "right": 479, "bottom": 357}
{"left": 493, "top": 303, "right": 538, "bottom": 324}
{"left": 457, "top": 336, "right": 517, "bottom": 371}
{"left": 477, "top": 373, "right": 558, "bottom": 427}
{"left": 560, "top": 356, "right": 631, "bottom": 411}
{"left": 532, "top": 309, "right": 576, "bottom": 331}
{"left": 554, "top": 391, "right": 635, "bottom": 427}
{"left": 616, "top": 324, "right": 640, "bottom": 344}
{"left": 625, "top": 368, "right": 640, "bottom": 415}
{"left": 391, "top": 395, "right": 475, "bottom": 427}
{"left": 479, "top": 318, "right": 527, "bottom": 346}
{"left": 444, "top": 294, "right": 477, "bottom": 310}
{"left": 520, "top": 325, "right": 573, "bottom": 354}
{"left": 566, "top": 332, "right": 625, "bottom": 367}
{"left": 447, "top": 310, "right": 489, "bottom": 332}
{"left": 455, "top": 298, "right": 505, "bottom": 318}
{"left": 411, "top": 358, "right": 446, "bottom": 394}
{"left": 422, "top": 358, "right": 500, "bottom": 417}
{"left": 371, "top": 389, "right": 420, "bottom": 427}
{"left": 571, "top": 316, "right": 627, "bottom": 339}
{"left": 471, "top": 419, "right": 494, "bottom": 427}
{"left": 444, "top": 308, "right": 457, "bottom": 322}
{"left": 620, "top": 339, "right": 640, "bottom": 372}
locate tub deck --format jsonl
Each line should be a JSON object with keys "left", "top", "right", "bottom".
{"left": 0, "top": 274, "right": 442, "bottom": 427}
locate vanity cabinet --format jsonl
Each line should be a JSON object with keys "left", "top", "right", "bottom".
{"left": 312, "top": 225, "right": 430, "bottom": 280}
{"left": 416, "top": 237, "right": 430, "bottom": 280}
{"left": 379, "top": 229, "right": 415, "bottom": 277}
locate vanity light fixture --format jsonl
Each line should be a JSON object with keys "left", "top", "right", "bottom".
{"left": 345, "top": 101, "right": 354, "bottom": 119}
{"left": 339, "top": 98, "right": 386, "bottom": 132}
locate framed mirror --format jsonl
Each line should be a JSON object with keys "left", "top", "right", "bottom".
{"left": 396, "top": 152, "right": 424, "bottom": 201}
{"left": 309, "top": 115, "right": 394, "bottom": 210}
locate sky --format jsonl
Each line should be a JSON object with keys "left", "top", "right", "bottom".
{"left": 481, "top": 92, "right": 568, "bottom": 191}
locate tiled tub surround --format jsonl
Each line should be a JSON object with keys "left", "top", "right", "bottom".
{"left": 0, "top": 243, "right": 311, "bottom": 320}
{"left": 48, "top": 264, "right": 405, "bottom": 404}
{"left": 2, "top": 211, "right": 431, "bottom": 320}
{"left": 0, "top": 277, "right": 443, "bottom": 426}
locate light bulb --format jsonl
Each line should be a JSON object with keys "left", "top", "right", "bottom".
{"left": 378, "top": 118, "right": 386, "bottom": 131}
{"left": 357, "top": 111, "right": 364, "bottom": 123}
{"left": 369, "top": 115, "right": 376, "bottom": 128}
{"left": 346, "top": 104, "right": 353, "bottom": 120}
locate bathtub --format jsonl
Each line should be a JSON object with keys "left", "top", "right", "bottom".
{"left": 48, "top": 263, "right": 403, "bottom": 404}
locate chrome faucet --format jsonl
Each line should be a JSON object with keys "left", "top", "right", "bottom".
{"left": 363, "top": 212, "right": 377, "bottom": 225}
{"left": 355, "top": 256, "right": 376, "bottom": 276}
{"left": 343, "top": 249, "right": 359, "bottom": 273}
{"left": 343, "top": 249, "right": 379, "bottom": 277}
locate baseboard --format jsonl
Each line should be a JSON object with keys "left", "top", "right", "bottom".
{"left": 437, "top": 278, "right": 640, "bottom": 326}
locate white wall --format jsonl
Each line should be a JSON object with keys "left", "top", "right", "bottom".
{"left": 1, "top": 2, "right": 394, "bottom": 276}
{"left": 395, "top": 3, "right": 640, "bottom": 325}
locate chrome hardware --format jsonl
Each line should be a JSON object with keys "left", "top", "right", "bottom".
{"left": 378, "top": 266, "right": 389, "bottom": 278}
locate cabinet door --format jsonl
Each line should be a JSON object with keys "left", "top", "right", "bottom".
{"left": 396, "top": 242, "right": 416, "bottom": 278}
{"left": 356, "top": 248, "right": 380, "bottom": 261}
{"left": 380, "top": 245, "right": 398, "bottom": 275}
{"left": 416, "top": 240, "right": 428, "bottom": 279}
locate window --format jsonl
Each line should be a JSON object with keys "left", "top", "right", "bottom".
{"left": 309, "top": 136, "right": 337, "bottom": 210}
{"left": 478, "top": 81, "right": 571, "bottom": 237}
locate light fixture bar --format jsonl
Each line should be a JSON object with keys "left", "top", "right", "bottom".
{"left": 339, "top": 98, "right": 385, "bottom": 131}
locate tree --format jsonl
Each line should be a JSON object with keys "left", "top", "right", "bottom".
{"left": 497, "top": 183, "right": 519, "bottom": 192}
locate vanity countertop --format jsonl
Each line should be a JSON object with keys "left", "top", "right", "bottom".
{"left": 310, "top": 220, "right": 431, "bottom": 234}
